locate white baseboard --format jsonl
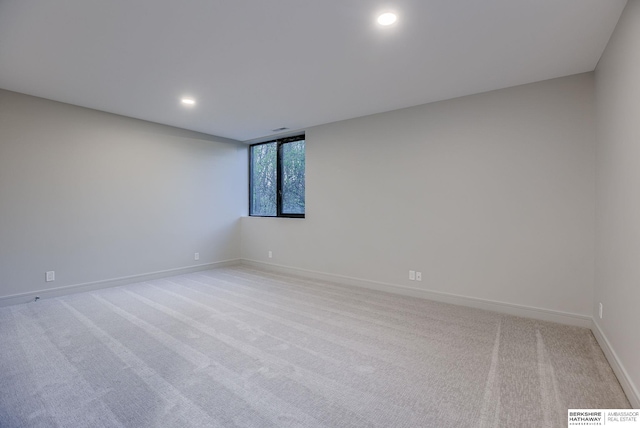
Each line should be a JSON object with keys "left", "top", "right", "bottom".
{"left": 240, "top": 259, "right": 592, "bottom": 328}
{"left": 0, "top": 259, "right": 241, "bottom": 307}
{"left": 591, "top": 319, "right": 640, "bottom": 408}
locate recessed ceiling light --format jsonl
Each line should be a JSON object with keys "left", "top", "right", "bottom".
{"left": 377, "top": 12, "right": 397, "bottom": 26}
{"left": 181, "top": 97, "right": 196, "bottom": 106}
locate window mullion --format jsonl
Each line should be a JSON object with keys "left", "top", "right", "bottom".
{"left": 276, "top": 141, "right": 283, "bottom": 216}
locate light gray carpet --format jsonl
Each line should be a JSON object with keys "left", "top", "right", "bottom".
{"left": 0, "top": 266, "right": 630, "bottom": 427}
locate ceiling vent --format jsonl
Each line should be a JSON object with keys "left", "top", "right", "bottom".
{"left": 272, "top": 127, "right": 289, "bottom": 132}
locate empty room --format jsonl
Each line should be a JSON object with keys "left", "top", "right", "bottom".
{"left": 1, "top": 0, "right": 639, "bottom": 427}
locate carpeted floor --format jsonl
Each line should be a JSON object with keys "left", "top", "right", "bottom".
{"left": 0, "top": 266, "right": 630, "bottom": 427}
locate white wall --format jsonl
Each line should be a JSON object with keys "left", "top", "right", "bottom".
{"left": 594, "top": 0, "right": 640, "bottom": 407}
{"left": 0, "top": 89, "right": 247, "bottom": 302}
{"left": 242, "top": 73, "right": 596, "bottom": 319}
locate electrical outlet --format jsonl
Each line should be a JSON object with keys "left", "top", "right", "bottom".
{"left": 416, "top": 272, "right": 422, "bottom": 281}
{"left": 268, "top": 250, "right": 272, "bottom": 258}
{"left": 599, "top": 302, "right": 603, "bottom": 319}
{"left": 409, "top": 270, "right": 415, "bottom": 281}
{"left": 194, "top": 252, "right": 200, "bottom": 261}
{"left": 45, "top": 271, "right": 55, "bottom": 282}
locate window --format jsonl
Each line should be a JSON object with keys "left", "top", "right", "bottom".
{"left": 250, "top": 135, "right": 305, "bottom": 218}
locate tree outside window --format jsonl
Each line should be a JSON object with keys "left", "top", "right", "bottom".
{"left": 250, "top": 135, "right": 305, "bottom": 218}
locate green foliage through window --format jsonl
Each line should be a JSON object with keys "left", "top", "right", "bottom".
{"left": 250, "top": 135, "right": 305, "bottom": 217}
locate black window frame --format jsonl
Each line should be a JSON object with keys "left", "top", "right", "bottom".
{"left": 249, "top": 134, "right": 305, "bottom": 218}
